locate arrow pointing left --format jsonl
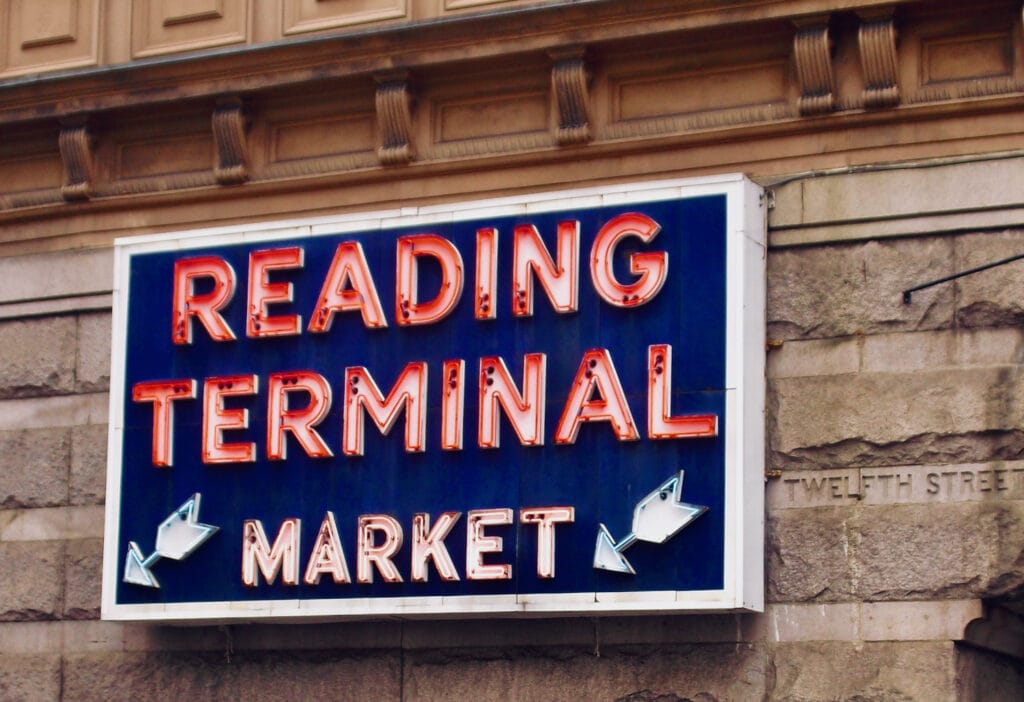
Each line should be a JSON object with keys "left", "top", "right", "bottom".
{"left": 123, "top": 493, "right": 218, "bottom": 589}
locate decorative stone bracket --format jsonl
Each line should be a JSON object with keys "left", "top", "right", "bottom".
{"left": 792, "top": 19, "right": 836, "bottom": 116}
{"left": 59, "top": 118, "right": 95, "bottom": 201}
{"left": 212, "top": 96, "right": 249, "bottom": 185}
{"left": 550, "top": 46, "right": 592, "bottom": 146}
{"left": 375, "top": 71, "right": 415, "bottom": 166}
{"left": 858, "top": 10, "right": 900, "bottom": 109}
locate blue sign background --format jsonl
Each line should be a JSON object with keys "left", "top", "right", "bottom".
{"left": 115, "top": 195, "right": 727, "bottom": 606}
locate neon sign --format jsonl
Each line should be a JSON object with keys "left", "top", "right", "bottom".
{"left": 102, "top": 175, "right": 766, "bottom": 621}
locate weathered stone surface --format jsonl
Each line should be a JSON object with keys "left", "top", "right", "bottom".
{"left": 0, "top": 317, "right": 77, "bottom": 399}
{"left": 771, "top": 641, "right": 958, "bottom": 701}
{"left": 0, "top": 428, "right": 70, "bottom": 508}
{"left": 767, "top": 507, "right": 855, "bottom": 602}
{"left": 0, "top": 654, "right": 60, "bottom": 702}
{"left": 0, "top": 541, "right": 63, "bottom": 621}
{"left": 75, "top": 312, "right": 111, "bottom": 393}
{"left": 64, "top": 538, "right": 102, "bottom": 620}
{"left": 770, "top": 368, "right": 1024, "bottom": 469}
{"left": 404, "top": 644, "right": 766, "bottom": 701}
{"left": 986, "top": 500, "right": 1024, "bottom": 604}
{"left": 70, "top": 424, "right": 106, "bottom": 506}
{"left": 768, "top": 502, "right": 1024, "bottom": 604}
{"left": 62, "top": 650, "right": 401, "bottom": 701}
{"left": 956, "top": 643, "right": 1024, "bottom": 702}
{"left": 955, "top": 230, "right": 1024, "bottom": 329}
{"left": 767, "top": 237, "right": 954, "bottom": 340}
{"left": 852, "top": 503, "right": 996, "bottom": 601}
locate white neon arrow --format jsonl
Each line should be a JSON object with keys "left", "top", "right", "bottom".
{"left": 123, "top": 493, "right": 219, "bottom": 589}
{"left": 593, "top": 470, "right": 707, "bottom": 575}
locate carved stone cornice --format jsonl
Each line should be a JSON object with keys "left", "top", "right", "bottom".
{"left": 858, "top": 10, "right": 900, "bottom": 108}
{"left": 59, "top": 119, "right": 94, "bottom": 201}
{"left": 212, "top": 96, "right": 249, "bottom": 185}
{"left": 550, "top": 46, "right": 592, "bottom": 146}
{"left": 375, "top": 71, "right": 414, "bottom": 166}
{"left": 792, "top": 20, "right": 836, "bottom": 116}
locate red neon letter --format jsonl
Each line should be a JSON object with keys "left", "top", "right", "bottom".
{"left": 441, "top": 359, "right": 465, "bottom": 451}
{"left": 475, "top": 227, "right": 498, "bottom": 320}
{"left": 590, "top": 213, "right": 667, "bottom": 308}
{"left": 554, "top": 348, "right": 639, "bottom": 444}
{"left": 247, "top": 247, "right": 303, "bottom": 337}
{"left": 478, "top": 354, "right": 547, "bottom": 448}
{"left": 466, "top": 508, "right": 513, "bottom": 581}
{"left": 648, "top": 344, "right": 718, "bottom": 439}
{"left": 203, "top": 374, "right": 258, "bottom": 464}
{"left": 396, "top": 234, "right": 464, "bottom": 326}
{"left": 512, "top": 221, "right": 579, "bottom": 316}
{"left": 308, "top": 241, "right": 387, "bottom": 331}
{"left": 303, "top": 511, "right": 351, "bottom": 585}
{"left": 172, "top": 255, "right": 237, "bottom": 344}
{"left": 242, "top": 518, "right": 301, "bottom": 587}
{"left": 411, "top": 512, "right": 462, "bottom": 582}
{"left": 266, "top": 371, "right": 333, "bottom": 460}
{"left": 357, "top": 514, "right": 404, "bottom": 583}
{"left": 132, "top": 379, "right": 196, "bottom": 467}
{"left": 343, "top": 362, "right": 427, "bottom": 456}
{"left": 520, "top": 507, "right": 575, "bottom": 579}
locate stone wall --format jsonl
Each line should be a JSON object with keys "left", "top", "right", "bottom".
{"left": 1, "top": 157, "right": 1024, "bottom": 700}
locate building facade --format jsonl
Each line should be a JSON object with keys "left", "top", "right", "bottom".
{"left": 0, "top": 0, "right": 1023, "bottom": 699}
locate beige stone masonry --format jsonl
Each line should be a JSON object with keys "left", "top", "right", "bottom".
{"left": 769, "top": 154, "right": 1024, "bottom": 246}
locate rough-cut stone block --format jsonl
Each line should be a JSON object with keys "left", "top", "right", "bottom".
{"left": 70, "top": 424, "right": 106, "bottom": 506}
{"left": 767, "top": 507, "right": 855, "bottom": 602}
{"left": 955, "top": 230, "right": 1024, "bottom": 329}
{"left": 403, "top": 644, "right": 766, "bottom": 702}
{"left": 0, "top": 428, "right": 70, "bottom": 508}
{"left": 956, "top": 644, "right": 1024, "bottom": 702}
{"left": 852, "top": 502, "right": 1023, "bottom": 602}
{"left": 770, "top": 368, "right": 1024, "bottom": 468}
{"left": 987, "top": 501, "right": 1024, "bottom": 603}
{"left": 0, "top": 654, "right": 61, "bottom": 702}
{"left": 64, "top": 537, "right": 102, "bottom": 620}
{"left": 0, "top": 541, "right": 63, "bottom": 621}
{"left": 767, "top": 237, "right": 954, "bottom": 340}
{"left": 61, "top": 651, "right": 401, "bottom": 701}
{"left": 0, "top": 317, "right": 77, "bottom": 398}
{"left": 75, "top": 312, "right": 111, "bottom": 393}
{"left": 771, "top": 641, "right": 957, "bottom": 701}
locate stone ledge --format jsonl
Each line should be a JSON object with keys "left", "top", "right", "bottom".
{"left": 767, "top": 600, "right": 982, "bottom": 643}
{"left": 768, "top": 327, "right": 1024, "bottom": 380}
{"left": 768, "top": 154, "right": 1024, "bottom": 247}
{"left": 0, "top": 249, "right": 112, "bottom": 319}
